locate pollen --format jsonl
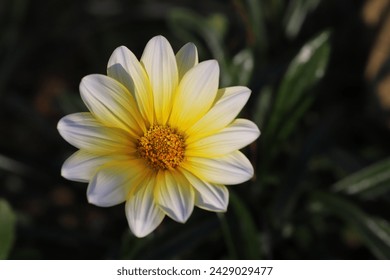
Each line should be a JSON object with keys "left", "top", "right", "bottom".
{"left": 137, "top": 125, "right": 186, "bottom": 170}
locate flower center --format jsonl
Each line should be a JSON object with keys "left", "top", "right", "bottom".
{"left": 137, "top": 125, "right": 185, "bottom": 170}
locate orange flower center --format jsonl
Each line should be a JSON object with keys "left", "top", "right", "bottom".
{"left": 137, "top": 125, "right": 185, "bottom": 170}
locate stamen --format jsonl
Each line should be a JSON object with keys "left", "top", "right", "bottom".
{"left": 137, "top": 125, "right": 185, "bottom": 170}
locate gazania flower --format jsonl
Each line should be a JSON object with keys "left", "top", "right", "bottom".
{"left": 58, "top": 35, "right": 260, "bottom": 237}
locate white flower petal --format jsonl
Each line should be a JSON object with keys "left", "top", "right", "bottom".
{"left": 125, "top": 177, "right": 165, "bottom": 238}
{"left": 107, "top": 46, "right": 154, "bottom": 125}
{"left": 141, "top": 35, "right": 178, "bottom": 124}
{"left": 182, "top": 151, "right": 254, "bottom": 185}
{"left": 155, "top": 171, "right": 194, "bottom": 223}
{"left": 175, "top": 42, "right": 198, "bottom": 80}
{"left": 186, "top": 119, "right": 260, "bottom": 157}
{"left": 170, "top": 60, "right": 219, "bottom": 130}
{"left": 186, "top": 86, "right": 251, "bottom": 138}
{"left": 87, "top": 159, "right": 148, "bottom": 207}
{"left": 61, "top": 150, "right": 114, "bottom": 182}
{"left": 80, "top": 74, "right": 145, "bottom": 137}
{"left": 57, "top": 112, "right": 134, "bottom": 153}
{"left": 181, "top": 169, "right": 228, "bottom": 212}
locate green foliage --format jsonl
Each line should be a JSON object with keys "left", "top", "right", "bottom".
{"left": 168, "top": 8, "right": 254, "bottom": 87}
{"left": 263, "top": 30, "right": 331, "bottom": 159}
{"left": 313, "top": 192, "right": 390, "bottom": 259}
{"left": 167, "top": 9, "right": 228, "bottom": 67}
{"left": 232, "top": 0, "right": 267, "bottom": 52}
{"left": 284, "top": 0, "right": 322, "bottom": 39}
{"left": 333, "top": 157, "right": 390, "bottom": 199}
{"left": 229, "top": 192, "right": 263, "bottom": 259}
{"left": 0, "top": 199, "right": 16, "bottom": 259}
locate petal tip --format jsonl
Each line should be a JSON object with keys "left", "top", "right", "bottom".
{"left": 60, "top": 164, "right": 69, "bottom": 179}
{"left": 126, "top": 211, "right": 165, "bottom": 238}
{"left": 57, "top": 116, "right": 66, "bottom": 132}
{"left": 207, "top": 59, "right": 219, "bottom": 70}
{"left": 129, "top": 224, "right": 151, "bottom": 238}
{"left": 159, "top": 204, "right": 192, "bottom": 224}
{"left": 116, "top": 45, "right": 129, "bottom": 51}
{"left": 148, "top": 35, "right": 169, "bottom": 46}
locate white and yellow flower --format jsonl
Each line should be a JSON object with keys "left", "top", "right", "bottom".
{"left": 58, "top": 35, "right": 260, "bottom": 237}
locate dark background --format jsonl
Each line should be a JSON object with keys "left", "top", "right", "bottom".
{"left": 1, "top": 0, "right": 390, "bottom": 259}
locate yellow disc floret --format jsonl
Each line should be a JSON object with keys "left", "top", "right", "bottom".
{"left": 137, "top": 125, "right": 185, "bottom": 170}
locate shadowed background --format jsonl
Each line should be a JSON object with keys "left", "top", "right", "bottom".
{"left": 1, "top": 0, "right": 390, "bottom": 259}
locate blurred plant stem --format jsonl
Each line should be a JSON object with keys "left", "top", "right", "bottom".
{"left": 217, "top": 213, "right": 238, "bottom": 259}
{"left": 231, "top": 0, "right": 267, "bottom": 54}
{"left": 0, "top": 199, "right": 16, "bottom": 259}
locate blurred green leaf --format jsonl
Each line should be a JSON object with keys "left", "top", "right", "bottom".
{"left": 268, "top": 0, "right": 284, "bottom": 19}
{"left": 264, "top": 30, "right": 330, "bottom": 152}
{"left": 167, "top": 9, "right": 231, "bottom": 86}
{"left": 253, "top": 86, "right": 273, "bottom": 130}
{"left": 284, "top": 0, "right": 321, "bottom": 39}
{"left": 271, "top": 114, "right": 335, "bottom": 225}
{"left": 229, "top": 192, "right": 263, "bottom": 259}
{"left": 205, "top": 13, "right": 228, "bottom": 42}
{"left": 313, "top": 192, "right": 390, "bottom": 259}
{"left": 0, "top": 199, "right": 16, "bottom": 259}
{"left": 274, "top": 30, "right": 330, "bottom": 124}
{"left": 167, "top": 10, "right": 227, "bottom": 59}
{"left": 246, "top": 0, "right": 266, "bottom": 50}
{"left": 235, "top": 0, "right": 267, "bottom": 52}
{"left": 275, "top": 91, "right": 314, "bottom": 143}
{"left": 332, "top": 157, "right": 390, "bottom": 199}
{"left": 231, "top": 48, "right": 254, "bottom": 86}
